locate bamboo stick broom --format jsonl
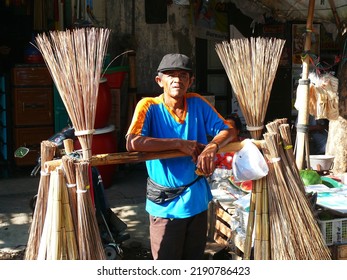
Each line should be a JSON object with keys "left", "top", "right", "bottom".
{"left": 51, "top": 168, "right": 63, "bottom": 260}
{"left": 25, "top": 140, "right": 57, "bottom": 260}
{"left": 34, "top": 28, "right": 110, "bottom": 260}
{"left": 264, "top": 132, "right": 304, "bottom": 259}
{"left": 215, "top": 37, "right": 285, "bottom": 259}
{"left": 278, "top": 133, "right": 330, "bottom": 259}
{"left": 215, "top": 37, "right": 285, "bottom": 139}
{"left": 35, "top": 28, "right": 110, "bottom": 161}
{"left": 262, "top": 145, "right": 294, "bottom": 259}
{"left": 37, "top": 168, "right": 57, "bottom": 260}
{"left": 38, "top": 168, "right": 65, "bottom": 260}
{"left": 278, "top": 123, "right": 305, "bottom": 193}
{"left": 266, "top": 120, "right": 305, "bottom": 195}
{"left": 264, "top": 131, "right": 331, "bottom": 259}
{"left": 75, "top": 161, "right": 106, "bottom": 260}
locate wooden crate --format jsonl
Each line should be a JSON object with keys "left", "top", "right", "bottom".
{"left": 330, "top": 244, "right": 347, "bottom": 260}
{"left": 208, "top": 200, "right": 233, "bottom": 247}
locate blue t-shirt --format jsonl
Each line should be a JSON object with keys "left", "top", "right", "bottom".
{"left": 127, "top": 93, "right": 231, "bottom": 218}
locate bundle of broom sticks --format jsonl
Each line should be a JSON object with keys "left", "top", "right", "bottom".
{"left": 28, "top": 28, "right": 110, "bottom": 259}
{"left": 29, "top": 131, "right": 331, "bottom": 259}
{"left": 216, "top": 37, "right": 285, "bottom": 260}
{"left": 27, "top": 150, "right": 105, "bottom": 260}
{"left": 25, "top": 141, "right": 57, "bottom": 260}
{"left": 242, "top": 119, "right": 330, "bottom": 260}
{"left": 262, "top": 119, "right": 330, "bottom": 259}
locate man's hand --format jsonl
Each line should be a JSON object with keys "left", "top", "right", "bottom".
{"left": 178, "top": 140, "right": 205, "bottom": 163}
{"left": 195, "top": 142, "right": 218, "bottom": 176}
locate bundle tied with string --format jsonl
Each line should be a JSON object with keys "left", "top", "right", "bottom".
{"left": 35, "top": 28, "right": 110, "bottom": 160}
{"left": 263, "top": 119, "right": 331, "bottom": 260}
{"left": 215, "top": 37, "right": 285, "bottom": 140}
{"left": 25, "top": 140, "right": 57, "bottom": 260}
{"left": 216, "top": 37, "right": 285, "bottom": 260}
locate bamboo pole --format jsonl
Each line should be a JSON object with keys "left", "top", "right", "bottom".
{"left": 295, "top": 0, "right": 316, "bottom": 170}
{"left": 253, "top": 179, "right": 263, "bottom": 260}
{"left": 328, "top": 0, "right": 341, "bottom": 30}
{"left": 44, "top": 139, "right": 264, "bottom": 172}
{"left": 37, "top": 169, "right": 56, "bottom": 260}
{"left": 51, "top": 168, "right": 63, "bottom": 260}
{"left": 261, "top": 176, "right": 270, "bottom": 260}
{"left": 25, "top": 140, "right": 57, "bottom": 260}
{"left": 243, "top": 188, "right": 256, "bottom": 260}
{"left": 61, "top": 168, "right": 79, "bottom": 260}
{"left": 62, "top": 139, "right": 78, "bottom": 235}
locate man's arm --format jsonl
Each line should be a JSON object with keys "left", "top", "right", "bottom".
{"left": 126, "top": 134, "right": 205, "bottom": 162}
{"left": 196, "top": 128, "right": 237, "bottom": 176}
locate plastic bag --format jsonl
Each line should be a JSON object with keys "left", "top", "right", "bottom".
{"left": 232, "top": 139, "right": 269, "bottom": 181}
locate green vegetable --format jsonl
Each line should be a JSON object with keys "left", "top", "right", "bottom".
{"left": 299, "top": 169, "right": 322, "bottom": 186}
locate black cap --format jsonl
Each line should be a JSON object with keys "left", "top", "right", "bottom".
{"left": 157, "top": 53, "right": 192, "bottom": 73}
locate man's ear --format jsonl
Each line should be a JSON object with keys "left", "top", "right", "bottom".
{"left": 155, "top": 75, "right": 163, "bottom": 87}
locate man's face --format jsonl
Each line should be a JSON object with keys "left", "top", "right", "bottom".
{"left": 156, "top": 70, "right": 194, "bottom": 98}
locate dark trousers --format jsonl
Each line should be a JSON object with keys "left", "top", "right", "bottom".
{"left": 149, "top": 210, "right": 208, "bottom": 260}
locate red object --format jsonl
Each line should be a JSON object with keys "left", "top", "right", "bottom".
{"left": 24, "top": 54, "right": 44, "bottom": 64}
{"left": 94, "top": 78, "right": 112, "bottom": 129}
{"left": 215, "top": 152, "right": 234, "bottom": 169}
{"left": 75, "top": 125, "right": 117, "bottom": 188}
{"left": 104, "top": 71, "right": 126, "bottom": 88}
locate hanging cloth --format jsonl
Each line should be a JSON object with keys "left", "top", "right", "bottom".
{"left": 308, "top": 72, "right": 339, "bottom": 120}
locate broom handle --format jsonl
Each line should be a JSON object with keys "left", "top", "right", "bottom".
{"left": 63, "top": 139, "right": 74, "bottom": 154}
{"left": 44, "top": 139, "right": 265, "bottom": 172}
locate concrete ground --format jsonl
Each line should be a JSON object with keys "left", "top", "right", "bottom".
{"left": 0, "top": 162, "right": 229, "bottom": 260}
{"left": 0, "top": 162, "right": 150, "bottom": 257}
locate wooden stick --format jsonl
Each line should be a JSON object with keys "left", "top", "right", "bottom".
{"left": 295, "top": 0, "right": 315, "bottom": 170}
{"left": 254, "top": 179, "right": 262, "bottom": 260}
{"left": 243, "top": 188, "right": 256, "bottom": 260}
{"left": 261, "top": 176, "right": 270, "bottom": 260}
{"left": 25, "top": 140, "right": 57, "bottom": 260}
{"left": 44, "top": 139, "right": 265, "bottom": 172}
{"left": 63, "top": 139, "right": 74, "bottom": 154}
{"left": 61, "top": 169, "right": 79, "bottom": 260}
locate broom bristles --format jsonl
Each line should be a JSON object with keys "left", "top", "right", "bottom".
{"left": 215, "top": 37, "right": 285, "bottom": 140}
{"left": 35, "top": 28, "right": 110, "bottom": 160}
{"left": 263, "top": 120, "right": 331, "bottom": 260}
{"left": 75, "top": 162, "right": 106, "bottom": 260}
